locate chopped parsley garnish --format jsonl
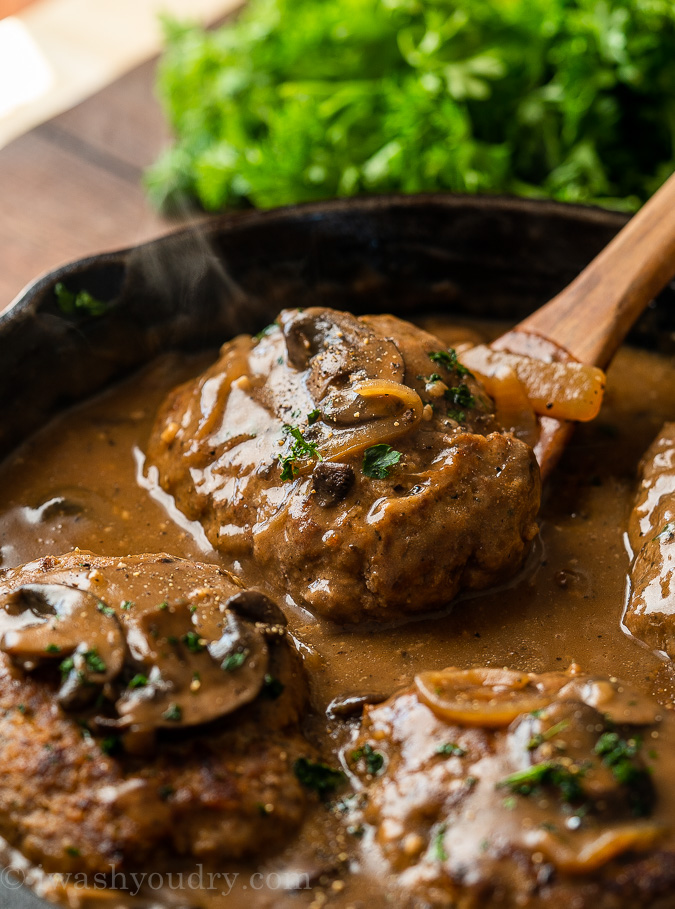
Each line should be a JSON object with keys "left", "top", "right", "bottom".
{"left": 445, "top": 384, "right": 475, "bottom": 409}
{"left": 279, "top": 457, "right": 297, "bottom": 482}
{"left": 254, "top": 323, "right": 277, "bottom": 340}
{"left": 120, "top": 600, "right": 134, "bottom": 611}
{"left": 222, "top": 649, "right": 249, "bottom": 671}
{"left": 527, "top": 719, "right": 569, "bottom": 751}
{"left": 497, "top": 760, "right": 585, "bottom": 803}
{"left": 351, "top": 743, "right": 385, "bottom": 775}
{"left": 653, "top": 522, "right": 675, "bottom": 543}
{"left": 293, "top": 757, "right": 345, "bottom": 796}
{"left": 436, "top": 742, "right": 467, "bottom": 757}
{"left": 128, "top": 674, "right": 149, "bottom": 689}
{"left": 59, "top": 656, "right": 75, "bottom": 676}
{"left": 65, "top": 846, "right": 81, "bottom": 857}
{"left": 279, "top": 424, "right": 323, "bottom": 481}
{"left": 45, "top": 644, "right": 61, "bottom": 654}
{"left": 595, "top": 731, "right": 641, "bottom": 775}
{"left": 419, "top": 372, "right": 443, "bottom": 384}
{"left": 101, "top": 735, "right": 121, "bottom": 756}
{"left": 362, "top": 443, "right": 402, "bottom": 479}
{"left": 83, "top": 650, "right": 107, "bottom": 674}
{"left": 429, "top": 349, "right": 471, "bottom": 377}
{"left": 158, "top": 600, "right": 169, "bottom": 611}
{"left": 307, "top": 408, "right": 321, "bottom": 425}
{"left": 162, "top": 703, "right": 183, "bottom": 722}
{"left": 78, "top": 720, "right": 93, "bottom": 742}
{"left": 97, "top": 603, "right": 115, "bottom": 617}
{"left": 262, "top": 674, "right": 285, "bottom": 699}
{"left": 54, "top": 282, "right": 109, "bottom": 317}
{"left": 594, "top": 731, "right": 653, "bottom": 816}
{"left": 433, "top": 823, "right": 448, "bottom": 862}
{"left": 182, "top": 631, "right": 207, "bottom": 653}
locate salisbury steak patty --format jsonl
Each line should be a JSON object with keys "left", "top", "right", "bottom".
{"left": 147, "top": 307, "right": 540, "bottom": 622}
{"left": 625, "top": 423, "right": 675, "bottom": 657}
{"left": 0, "top": 552, "right": 313, "bottom": 873}
{"left": 346, "top": 665, "right": 675, "bottom": 909}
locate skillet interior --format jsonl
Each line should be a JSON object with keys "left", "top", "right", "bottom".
{"left": 1, "top": 193, "right": 675, "bottom": 908}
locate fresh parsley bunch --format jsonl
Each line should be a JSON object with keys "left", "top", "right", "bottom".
{"left": 146, "top": 0, "right": 675, "bottom": 213}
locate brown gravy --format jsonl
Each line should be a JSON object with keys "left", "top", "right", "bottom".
{"left": 1, "top": 320, "right": 675, "bottom": 908}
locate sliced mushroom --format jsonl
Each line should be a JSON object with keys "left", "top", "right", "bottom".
{"left": 279, "top": 308, "right": 404, "bottom": 401}
{"left": 326, "top": 691, "right": 389, "bottom": 719}
{"left": 312, "top": 462, "right": 355, "bottom": 507}
{"left": 0, "top": 584, "right": 125, "bottom": 709}
{"left": 224, "top": 589, "right": 287, "bottom": 627}
{"left": 116, "top": 602, "right": 270, "bottom": 731}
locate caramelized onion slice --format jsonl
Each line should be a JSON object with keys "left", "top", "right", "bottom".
{"left": 193, "top": 335, "right": 253, "bottom": 443}
{"left": 526, "top": 823, "right": 665, "bottom": 874}
{"left": 318, "top": 379, "right": 423, "bottom": 464}
{"left": 415, "top": 667, "right": 552, "bottom": 728}
{"left": 479, "top": 366, "right": 539, "bottom": 447}
{"left": 459, "top": 345, "right": 606, "bottom": 422}
{"left": 284, "top": 379, "right": 424, "bottom": 478}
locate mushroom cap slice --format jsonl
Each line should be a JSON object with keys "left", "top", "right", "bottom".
{"left": 224, "top": 589, "right": 287, "bottom": 626}
{"left": 0, "top": 584, "right": 125, "bottom": 709}
{"left": 279, "top": 307, "right": 404, "bottom": 401}
{"left": 116, "top": 602, "right": 269, "bottom": 731}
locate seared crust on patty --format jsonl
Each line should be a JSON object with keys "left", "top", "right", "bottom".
{"left": 0, "top": 552, "right": 313, "bottom": 873}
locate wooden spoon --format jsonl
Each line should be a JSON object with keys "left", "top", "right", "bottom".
{"left": 492, "top": 169, "right": 675, "bottom": 478}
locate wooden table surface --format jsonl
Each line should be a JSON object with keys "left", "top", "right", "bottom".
{"left": 0, "top": 57, "right": 188, "bottom": 311}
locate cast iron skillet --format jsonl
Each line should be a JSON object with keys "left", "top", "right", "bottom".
{"left": 1, "top": 194, "right": 674, "bottom": 908}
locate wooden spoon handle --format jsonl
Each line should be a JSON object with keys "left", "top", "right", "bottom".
{"left": 514, "top": 169, "right": 675, "bottom": 368}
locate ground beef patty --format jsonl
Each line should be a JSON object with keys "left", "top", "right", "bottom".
{"left": 147, "top": 307, "right": 540, "bottom": 623}
{"left": 625, "top": 422, "right": 675, "bottom": 657}
{"left": 345, "top": 665, "right": 675, "bottom": 909}
{"left": 0, "top": 552, "right": 313, "bottom": 874}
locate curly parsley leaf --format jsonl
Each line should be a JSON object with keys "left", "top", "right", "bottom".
{"left": 293, "top": 757, "right": 345, "bottom": 796}
{"left": 497, "top": 760, "right": 585, "bottom": 803}
{"left": 362, "top": 443, "right": 402, "bottom": 479}
{"left": 279, "top": 424, "right": 323, "bottom": 481}
{"left": 54, "top": 282, "right": 109, "bottom": 317}
{"left": 147, "top": 1, "right": 675, "bottom": 215}
{"left": 351, "top": 743, "right": 385, "bottom": 775}
{"left": 222, "top": 649, "right": 249, "bottom": 671}
{"left": 445, "top": 384, "right": 475, "bottom": 409}
{"left": 429, "top": 350, "right": 470, "bottom": 376}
